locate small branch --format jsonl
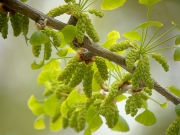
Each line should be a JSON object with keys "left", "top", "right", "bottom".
{"left": 1, "top": 0, "right": 180, "bottom": 105}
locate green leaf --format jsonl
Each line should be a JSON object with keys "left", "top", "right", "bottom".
{"left": 174, "top": 47, "right": 180, "bottom": 61}
{"left": 60, "top": 101, "right": 70, "bottom": 118}
{"left": 116, "top": 95, "right": 127, "bottom": 102}
{"left": 135, "top": 109, "right": 156, "bottom": 126}
{"left": 160, "top": 102, "right": 168, "bottom": 109}
{"left": 60, "top": 90, "right": 86, "bottom": 117}
{"left": 42, "top": 58, "right": 61, "bottom": 72}
{"left": 50, "top": 117, "right": 63, "bottom": 131}
{"left": 37, "top": 70, "right": 60, "bottom": 85}
{"left": 86, "top": 105, "right": 103, "bottom": 132}
{"left": 133, "top": 21, "right": 163, "bottom": 30}
{"left": 30, "top": 31, "right": 49, "bottom": 46}
{"left": 27, "top": 95, "right": 45, "bottom": 116}
{"left": 122, "top": 31, "right": 141, "bottom": 41}
{"left": 101, "top": 30, "right": 120, "bottom": 49}
{"left": 112, "top": 114, "right": 129, "bottom": 132}
{"left": 175, "top": 35, "right": 180, "bottom": 45}
{"left": 141, "top": 99, "right": 148, "bottom": 109}
{"left": 58, "top": 32, "right": 67, "bottom": 48}
{"left": 61, "top": 25, "right": 78, "bottom": 43}
{"left": 167, "top": 85, "right": 180, "bottom": 97}
{"left": 101, "top": 0, "right": 126, "bottom": 10}
{"left": 31, "top": 60, "right": 44, "bottom": 70}
{"left": 56, "top": 48, "right": 68, "bottom": 57}
{"left": 34, "top": 115, "right": 46, "bottom": 130}
{"left": 139, "top": 0, "right": 161, "bottom": 7}
{"left": 44, "top": 94, "right": 59, "bottom": 116}
{"left": 175, "top": 104, "right": 180, "bottom": 117}
{"left": 84, "top": 126, "right": 92, "bottom": 135}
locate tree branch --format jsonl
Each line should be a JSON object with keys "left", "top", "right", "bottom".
{"left": 1, "top": 0, "right": 180, "bottom": 105}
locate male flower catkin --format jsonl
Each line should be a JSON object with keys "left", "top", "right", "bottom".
{"left": 32, "top": 45, "right": 41, "bottom": 57}
{"left": 46, "top": 4, "right": 70, "bottom": 17}
{"left": 44, "top": 42, "right": 52, "bottom": 60}
{"left": 83, "top": 65, "right": 94, "bottom": 98}
{"left": 77, "top": 108, "right": 86, "bottom": 131}
{"left": 166, "top": 117, "right": 180, "bottom": 135}
{"left": 125, "top": 49, "right": 138, "bottom": 69}
{"left": 1, "top": 12, "right": 9, "bottom": 39}
{"left": 109, "top": 40, "right": 131, "bottom": 52}
{"left": 68, "top": 62, "right": 86, "bottom": 87}
{"left": 9, "top": 12, "right": 22, "bottom": 37}
{"left": 57, "top": 57, "right": 79, "bottom": 84}
{"left": 125, "top": 93, "right": 143, "bottom": 117}
{"left": 95, "top": 56, "right": 108, "bottom": 81}
{"left": 21, "top": 15, "right": 29, "bottom": 35}
{"left": 88, "top": 9, "right": 104, "bottom": 18}
{"left": 151, "top": 53, "right": 169, "bottom": 72}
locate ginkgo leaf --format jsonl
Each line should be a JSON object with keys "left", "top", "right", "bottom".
{"left": 112, "top": 114, "right": 129, "bottom": 132}
{"left": 174, "top": 47, "right": 180, "bottom": 61}
{"left": 56, "top": 48, "right": 68, "bottom": 57}
{"left": 30, "top": 31, "right": 49, "bottom": 46}
{"left": 133, "top": 21, "right": 163, "bottom": 30}
{"left": 101, "top": 0, "right": 126, "bottom": 10}
{"left": 122, "top": 31, "right": 141, "bottom": 41}
{"left": 175, "top": 34, "right": 180, "bottom": 45}
{"left": 167, "top": 85, "right": 180, "bottom": 97}
{"left": 50, "top": 117, "right": 63, "bottom": 131}
{"left": 139, "top": 0, "right": 161, "bottom": 7}
{"left": 61, "top": 25, "right": 78, "bottom": 43}
{"left": 86, "top": 105, "right": 103, "bottom": 132}
{"left": 27, "top": 95, "right": 45, "bottom": 116}
{"left": 34, "top": 115, "right": 46, "bottom": 130}
{"left": 42, "top": 58, "right": 61, "bottom": 72}
{"left": 44, "top": 94, "right": 59, "bottom": 116}
{"left": 135, "top": 109, "right": 156, "bottom": 126}
{"left": 101, "top": 30, "right": 120, "bottom": 49}
{"left": 31, "top": 60, "right": 44, "bottom": 70}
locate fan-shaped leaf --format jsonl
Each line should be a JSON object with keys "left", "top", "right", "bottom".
{"left": 167, "top": 85, "right": 180, "bottom": 97}
{"left": 30, "top": 31, "right": 49, "bottom": 46}
{"left": 34, "top": 115, "right": 46, "bottom": 130}
{"left": 101, "top": 0, "right": 126, "bottom": 10}
{"left": 133, "top": 21, "right": 163, "bottom": 30}
{"left": 175, "top": 104, "right": 180, "bottom": 117}
{"left": 175, "top": 34, "right": 180, "bottom": 45}
{"left": 139, "top": 0, "right": 161, "bottom": 7}
{"left": 122, "top": 31, "right": 141, "bottom": 41}
{"left": 135, "top": 109, "right": 156, "bottom": 126}
{"left": 31, "top": 60, "right": 44, "bottom": 70}
{"left": 174, "top": 47, "right": 180, "bottom": 61}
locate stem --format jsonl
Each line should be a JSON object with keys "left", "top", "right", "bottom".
{"left": 144, "top": 35, "right": 178, "bottom": 53}
{"left": 139, "top": 29, "right": 145, "bottom": 51}
{"left": 146, "top": 26, "right": 176, "bottom": 48}
{"left": 148, "top": 96, "right": 162, "bottom": 106}
{"left": 82, "top": 0, "right": 97, "bottom": 11}
{"left": 147, "top": 46, "right": 177, "bottom": 53}
{"left": 142, "top": 27, "right": 159, "bottom": 52}
{"left": 141, "top": 7, "right": 151, "bottom": 46}
{"left": 80, "top": 0, "right": 88, "bottom": 10}
{"left": 108, "top": 71, "right": 120, "bottom": 81}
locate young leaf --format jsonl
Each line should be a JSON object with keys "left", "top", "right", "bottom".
{"left": 61, "top": 25, "right": 78, "bottom": 43}
{"left": 160, "top": 102, "right": 168, "bottom": 109}
{"left": 139, "top": 0, "right": 161, "bottom": 7}
{"left": 112, "top": 114, "right": 129, "bottom": 132}
{"left": 34, "top": 114, "right": 46, "bottom": 130}
{"left": 56, "top": 48, "right": 68, "bottom": 57}
{"left": 84, "top": 126, "right": 92, "bottom": 135}
{"left": 42, "top": 58, "right": 61, "bottom": 72}
{"left": 31, "top": 60, "right": 44, "bottom": 70}
{"left": 101, "top": 0, "right": 126, "bottom": 10}
{"left": 175, "top": 34, "right": 180, "bottom": 45}
{"left": 135, "top": 109, "right": 156, "bottom": 126}
{"left": 60, "top": 101, "right": 69, "bottom": 118}
{"left": 37, "top": 70, "right": 60, "bottom": 85}
{"left": 30, "top": 31, "right": 49, "bottom": 46}
{"left": 44, "top": 94, "right": 59, "bottom": 116}
{"left": 133, "top": 21, "right": 163, "bottom": 30}
{"left": 175, "top": 104, "right": 180, "bottom": 117}
{"left": 167, "top": 85, "right": 180, "bottom": 98}
{"left": 28, "top": 95, "right": 45, "bottom": 116}
{"left": 50, "top": 117, "right": 63, "bottom": 131}
{"left": 58, "top": 32, "right": 67, "bottom": 48}
{"left": 174, "top": 47, "right": 180, "bottom": 61}
{"left": 116, "top": 95, "right": 127, "bottom": 102}
{"left": 122, "top": 31, "right": 141, "bottom": 41}
{"left": 101, "top": 30, "right": 120, "bottom": 49}
{"left": 86, "top": 105, "right": 103, "bottom": 132}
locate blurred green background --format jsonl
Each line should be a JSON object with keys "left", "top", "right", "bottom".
{"left": 0, "top": 0, "right": 180, "bottom": 135}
